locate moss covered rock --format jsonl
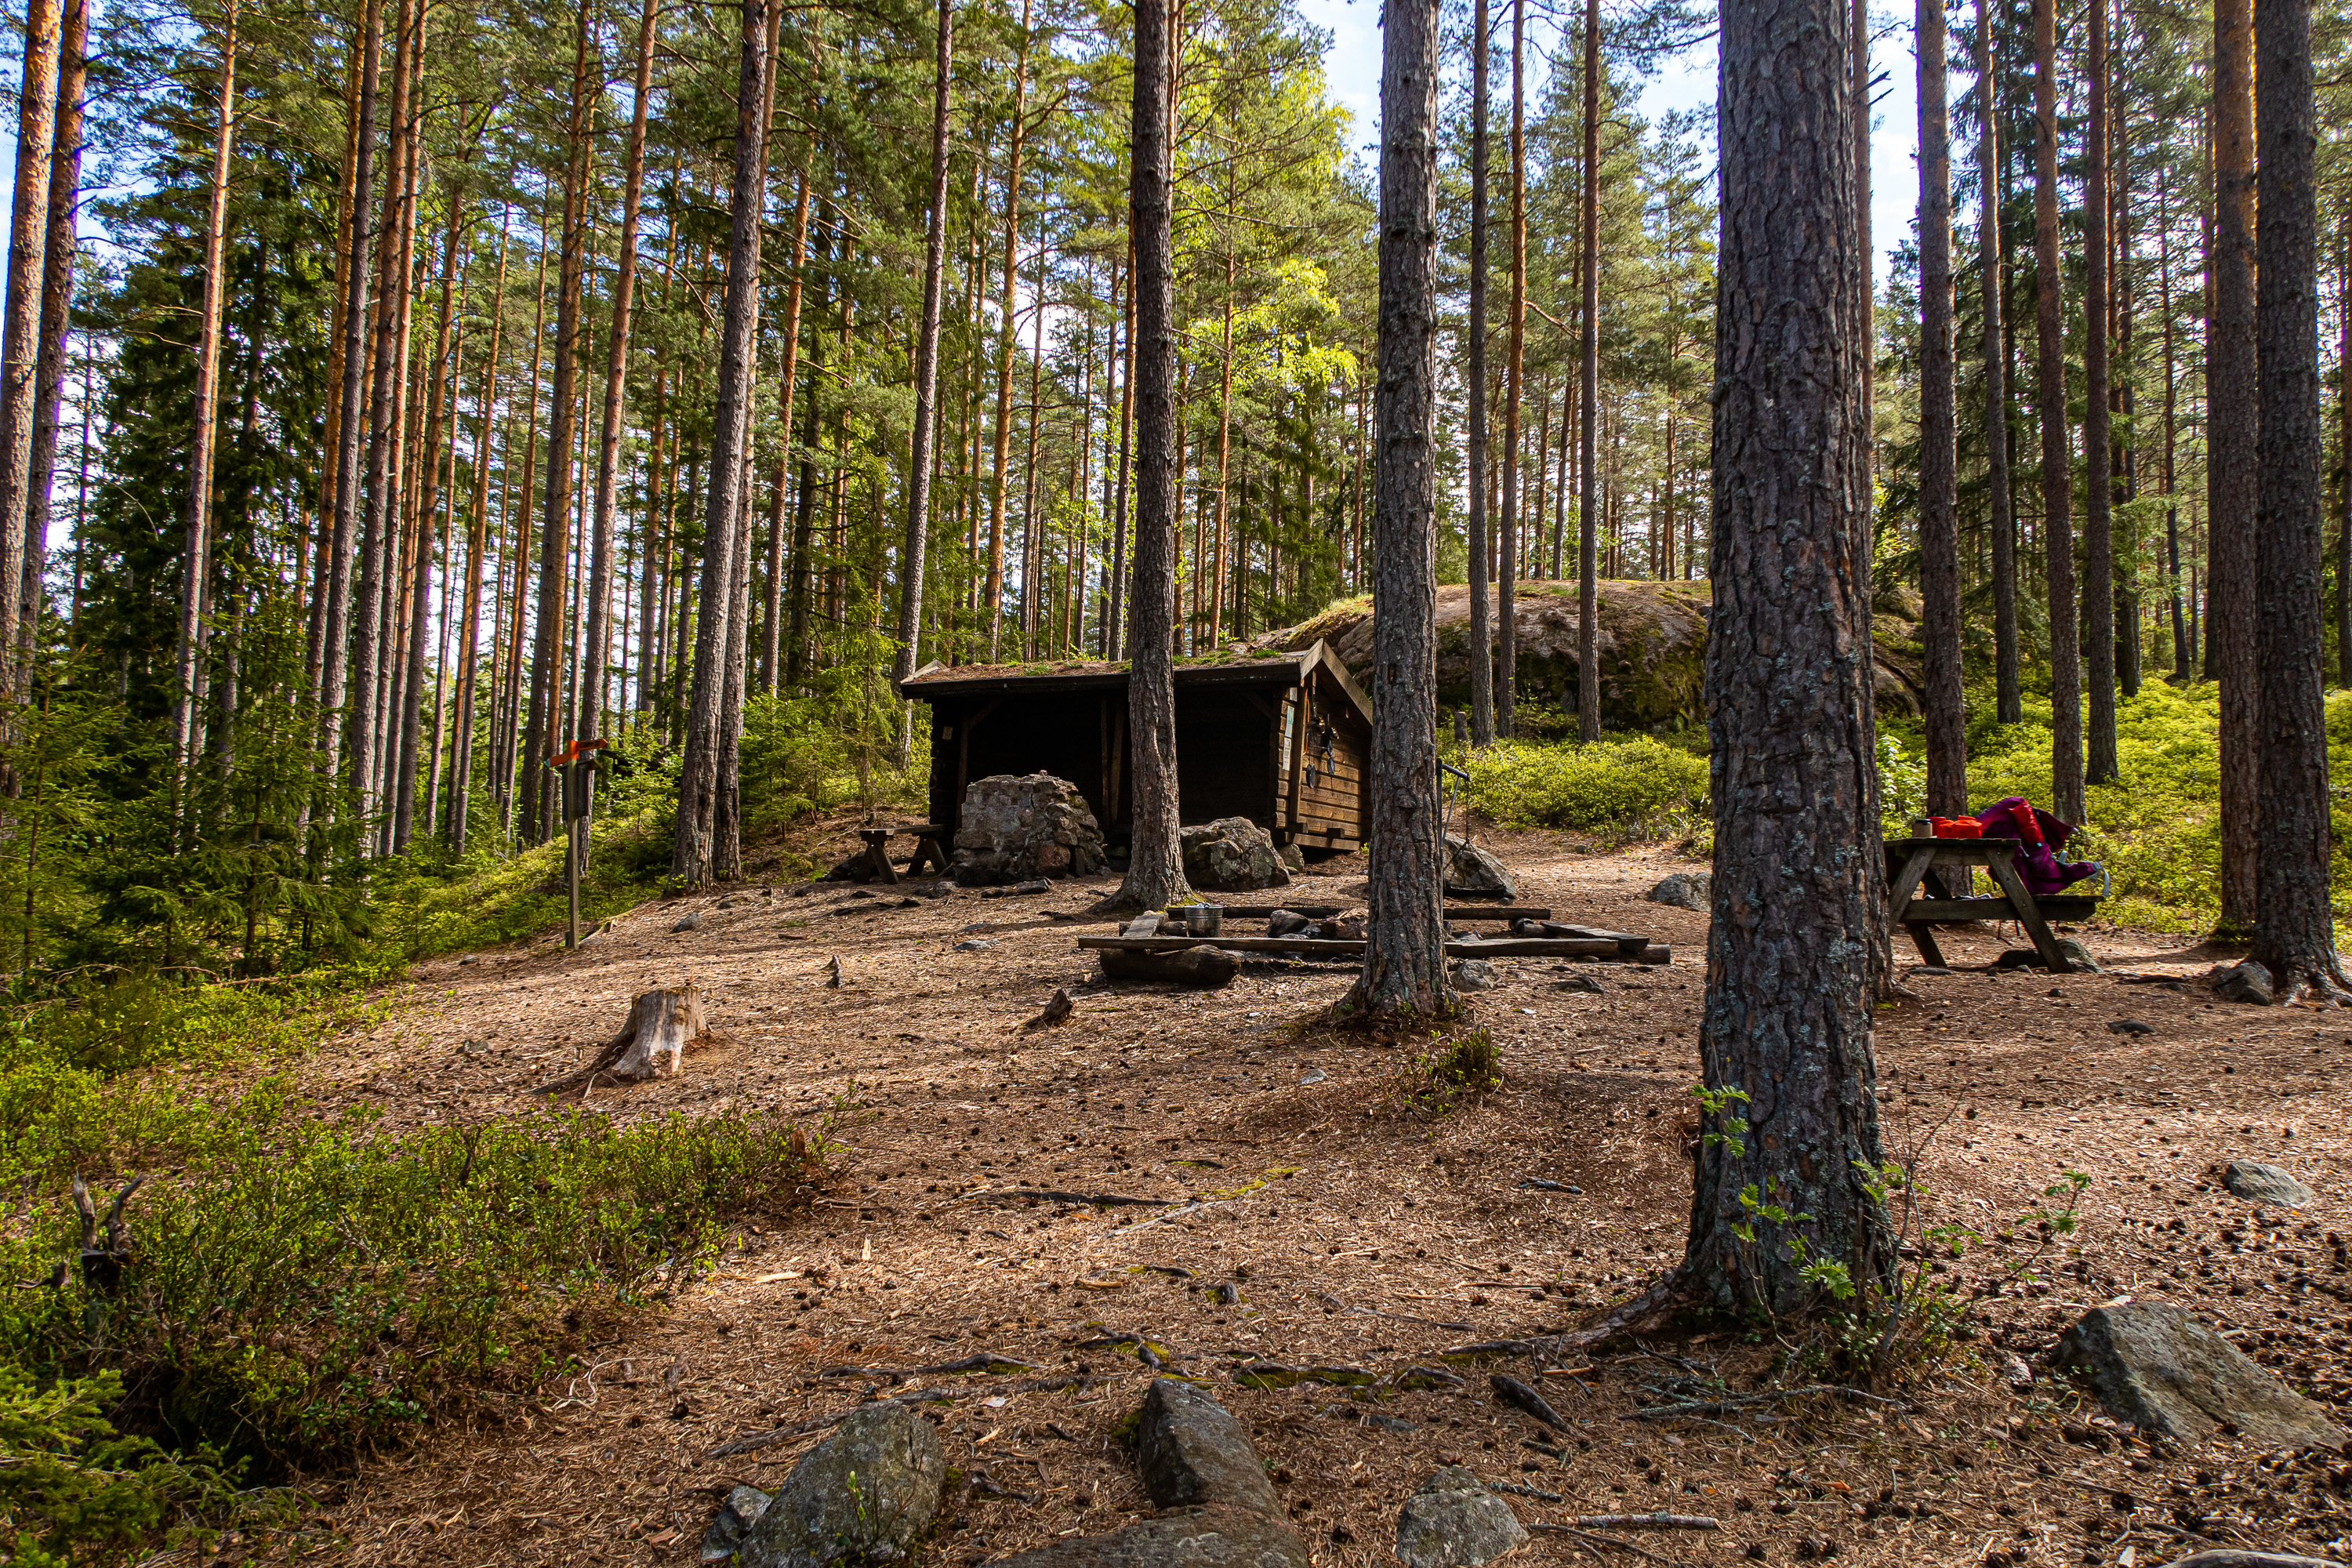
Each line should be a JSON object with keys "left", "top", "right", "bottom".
{"left": 1253, "top": 580, "right": 1922, "bottom": 730}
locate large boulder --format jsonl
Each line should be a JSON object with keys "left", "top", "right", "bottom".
{"left": 737, "top": 1403, "right": 948, "bottom": 1568}
{"left": 1248, "top": 579, "right": 1924, "bottom": 731}
{"left": 953, "top": 773, "right": 1107, "bottom": 886}
{"left": 1181, "top": 818, "right": 1292, "bottom": 891}
{"left": 1443, "top": 836, "right": 1516, "bottom": 899}
{"left": 988, "top": 1381, "right": 1308, "bottom": 1568}
{"left": 1395, "top": 1468, "right": 1529, "bottom": 1568}
{"left": 2050, "top": 1303, "right": 2350, "bottom": 1450}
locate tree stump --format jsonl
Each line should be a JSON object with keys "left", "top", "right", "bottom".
{"left": 1097, "top": 946, "right": 1240, "bottom": 988}
{"left": 533, "top": 983, "right": 706, "bottom": 1096}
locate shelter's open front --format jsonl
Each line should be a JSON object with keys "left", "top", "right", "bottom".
{"left": 897, "top": 641, "right": 1374, "bottom": 851}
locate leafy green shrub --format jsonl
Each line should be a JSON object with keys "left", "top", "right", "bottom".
{"left": 0, "top": 1105, "right": 833, "bottom": 1473}
{"left": 1455, "top": 735, "right": 1710, "bottom": 840}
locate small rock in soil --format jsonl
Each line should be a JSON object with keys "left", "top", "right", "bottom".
{"left": 672, "top": 910, "right": 704, "bottom": 932}
{"left": 1645, "top": 870, "right": 1710, "bottom": 910}
{"left": 988, "top": 1504, "right": 1308, "bottom": 1568}
{"left": 1266, "top": 909, "right": 1312, "bottom": 938}
{"left": 702, "top": 1484, "right": 772, "bottom": 1564}
{"left": 2222, "top": 1160, "right": 2315, "bottom": 1208}
{"left": 1552, "top": 975, "right": 1602, "bottom": 994}
{"left": 1138, "top": 1376, "right": 1279, "bottom": 1513}
{"left": 736, "top": 1402, "right": 946, "bottom": 1568}
{"left": 1999, "top": 1352, "right": 2034, "bottom": 1391}
{"left": 2107, "top": 1018, "right": 2156, "bottom": 1036}
{"left": 2213, "top": 959, "right": 2275, "bottom": 1005}
{"left": 1454, "top": 960, "right": 1498, "bottom": 993}
{"left": 1443, "top": 836, "right": 1518, "bottom": 900}
{"left": 2050, "top": 1301, "right": 2350, "bottom": 1449}
{"left": 953, "top": 938, "right": 996, "bottom": 952}
{"left": 1393, "top": 1466, "right": 1530, "bottom": 1568}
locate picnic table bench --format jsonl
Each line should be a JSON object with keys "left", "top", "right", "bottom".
{"left": 856, "top": 822, "right": 952, "bottom": 884}
{"left": 1884, "top": 835, "right": 2096, "bottom": 973}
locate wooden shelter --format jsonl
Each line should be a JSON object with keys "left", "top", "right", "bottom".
{"left": 898, "top": 641, "right": 1374, "bottom": 851}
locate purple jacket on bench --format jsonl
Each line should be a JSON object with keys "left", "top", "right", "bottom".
{"left": 1973, "top": 797, "right": 2101, "bottom": 898}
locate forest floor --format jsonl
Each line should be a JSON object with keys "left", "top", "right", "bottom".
{"left": 265, "top": 823, "right": 2352, "bottom": 1568}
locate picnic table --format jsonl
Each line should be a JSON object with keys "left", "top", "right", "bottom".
{"left": 855, "top": 822, "right": 952, "bottom": 884}
{"left": 1883, "top": 836, "right": 2097, "bottom": 973}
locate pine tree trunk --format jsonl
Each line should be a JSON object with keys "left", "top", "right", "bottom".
{"left": 0, "top": 0, "right": 60, "bottom": 720}
{"left": 2033, "top": 0, "right": 2083, "bottom": 824}
{"left": 1575, "top": 0, "right": 1600, "bottom": 744}
{"left": 497, "top": 237, "right": 550, "bottom": 834}
{"left": 1499, "top": 0, "right": 1525, "bottom": 738}
{"left": 1344, "top": 0, "right": 1451, "bottom": 1022}
{"left": 670, "top": 0, "right": 771, "bottom": 885}
{"left": 18, "top": 0, "right": 83, "bottom": 696}
{"left": 1684, "top": 0, "right": 1889, "bottom": 1315}
{"left": 349, "top": 0, "right": 417, "bottom": 829}
{"left": 2209, "top": 0, "right": 2258, "bottom": 933}
{"left": 892, "top": 0, "right": 953, "bottom": 757}
{"left": 1107, "top": 234, "right": 1134, "bottom": 658}
{"left": 1210, "top": 240, "right": 1236, "bottom": 648}
{"left": 449, "top": 217, "right": 508, "bottom": 855}
{"left": 2251, "top": 0, "right": 2343, "bottom": 998}
{"left": 2082, "top": 0, "right": 2116, "bottom": 786}
{"left": 2112, "top": 39, "right": 2140, "bottom": 702}
{"left": 317, "top": 0, "right": 382, "bottom": 784}
{"left": 392, "top": 192, "right": 461, "bottom": 853}
{"left": 524, "top": 7, "right": 593, "bottom": 845}
{"left": 2161, "top": 178, "right": 2190, "bottom": 684}
{"left": 2339, "top": 214, "right": 2351, "bottom": 691}
{"left": 1102, "top": 0, "right": 1192, "bottom": 916}
{"left": 982, "top": 0, "right": 1034, "bottom": 662}
{"left": 1465, "top": 0, "right": 1493, "bottom": 748}
{"left": 1917, "top": 0, "right": 1962, "bottom": 815}
{"left": 1979, "top": 0, "right": 2019, "bottom": 725}
{"left": 578, "top": 0, "right": 659, "bottom": 753}
{"left": 171, "top": 0, "right": 238, "bottom": 800}
{"left": 310, "top": 45, "right": 361, "bottom": 701}
{"left": 758, "top": 163, "right": 811, "bottom": 695}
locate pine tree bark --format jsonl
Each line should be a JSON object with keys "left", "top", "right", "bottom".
{"left": 349, "top": 0, "right": 416, "bottom": 828}
{"left": 757, "top": 162, "right": 810, "bottom": 695}
{"left": 891, "top": 0, "right": 953, "bottom": 759}
{"left": 1683, "top": 0, "right": 1889, "bottom": 1315}
{"left": 1498, "top": 0, "right": 1525, "bottom": 739}
{"left": 1575, "top": 0, "right": 1600, "bottom": 743}
{"left": 1978, "top": 0, "right": 2019, "bottom": 725}
{"left": 583, "top": 0, "right": 659, "bottom": 751}
{"left": 0, "top": 0, "right": 60, "bottom": 720}
{"left": 448, "top": 216, "right": 507, "bottom": 855}
{"left": 1918, "top": 0, "right": 1962, "bottom": 815}
{"left": 392, "top": 191, "right": 461, "bottom": 853}
{"left": 670, "top": 0, "right": 771, "bottom": 884}
{"left": 1101, "top": 0, "right": 1193, "bottom": 916}
{"left": 2033, "top": 0, "right": 2082, "bottom": 824}
{"left": 317, "top": 0, "right": 382, "bottom": 783}
{"left": 171, "top": 0, "right": 238, "bottom": 798}
{"left": 18, "top": 0, "right": 83, "bottom": 695}
{"left": 2082, "top": 0, "right": 2116, "bottom": 786}
{"left": 1344, "top": 0, "right": 1452, "bottom": 1022}
{"left": 2251, "top": 0, "right": 2344, "bottom": 999}
{"left": 523, "top": 5, "right": 594, "bottom": 844}
{"left": 2339, "top": 215, "right": 2351, "bottom": 691}
{"left": 982, "top": 0, "right": 1034, "bottom": 661}
{"left": 1466, "top": 0, "right": 1494, "bottom": 747}
{"left": 2209, "top": 0, "right": 2259, "bottom": 933}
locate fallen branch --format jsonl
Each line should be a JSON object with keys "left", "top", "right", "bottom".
{"left": 1492, "top": 1372, "right": 1573, "bottom": 1430}
{"left": 961, "top": 1188, "right": 1170, "bottom": 1207}
{"left": 1527, "top": 1526, "right": 1671, "bottom": 1563}
{"left": 822, "top": 1353, "right": 1042, "bottom": 1381}
{"left": 1561, "top": 1515, "right": 1719, "bottom": 1532}
{"left": 1628, "top": 1383, "right": 1905, "bottom": 1421}
{"left": 1487, "top": 1480, "right": 1566, "bottom": 1501}
{"left": 703, "top": 1373, "right": 1115, "bottom": 1458}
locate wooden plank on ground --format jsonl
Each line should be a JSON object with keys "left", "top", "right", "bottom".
{"left": 1076, "top": 935, "right": 1631, "bottom": 959}
{"left": 1205, "top": 904, "right": 1555, "bottom": 921}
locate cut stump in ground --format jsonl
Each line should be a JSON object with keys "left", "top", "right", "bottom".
{"left": 532, "top": 983, "right": 706, "bottom": 1097}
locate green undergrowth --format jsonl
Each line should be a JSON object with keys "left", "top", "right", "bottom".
{"left": 1450, "top": 680, "right": 2350, "bottom": 936}
{"left": 0, "top": 965, "right": 842, "bottom": 1561}
{"left": 1450, "top": 732, "right": 1710, "bottom": 842}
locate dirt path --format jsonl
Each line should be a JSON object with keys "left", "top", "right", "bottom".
{"left": 280, "top": 826, "right": 2352, "bottom": 1567}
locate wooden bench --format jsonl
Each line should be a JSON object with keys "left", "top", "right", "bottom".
{"left": 856, "top": 823, "right": 952, "bottom": 884}
{"left": 1885, "top": 836, "right": 2098, "bottom": 972}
